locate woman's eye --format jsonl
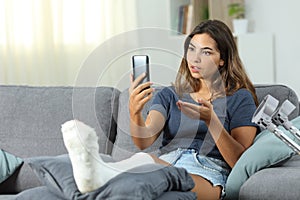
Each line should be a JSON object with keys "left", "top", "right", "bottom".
{"left": 202, "top": 51, "right": 211, "bottom": 56}
{"left": 188, "top": 46, "right": 195, "bottom": 51}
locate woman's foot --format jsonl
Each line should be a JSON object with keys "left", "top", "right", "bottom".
{"left": 61, "top": 120, "right": 106, "bottom": 193}
{"left": 61, "top": 119, "right": 155, "bottom": 193}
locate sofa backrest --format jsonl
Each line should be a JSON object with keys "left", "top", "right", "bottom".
{"left": 0, "top": 85, "right": 120, "bottom": 193}
{"left": 0, "top": 85, "right": 120, "bottom": 158}
{"left": 111, "top": 84, "right": 299, "bottom": 161}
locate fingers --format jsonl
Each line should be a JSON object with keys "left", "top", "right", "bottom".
{"left": 177, "top": 100, "right": 200, "bottom": 119}
{"left": 131, "top": 73, "right": 147, "bottom": 87}
{"left": 130, "top": 73, "right": 134, "bottom": 83}
{"left": 197, "top": 98, "right": 212, "bottom": 108}
{"left": 130, "top": 85, "right": 154, "bottom": 103}
{"left": 177, "top": 100, "right": 200, "bottom": 111}
{"left": 137, "top": 86, "right": 155, "bottom": 100}
{"left": 139, "top": 89, "right": 154, "bottom": 105}
{"left": 131, "top": 82, "right": 153, "bottom": 97}
{"left": 129, "top": 86, "right": 154, "bottom": 116}
{"left": 176, "top": 100, "right": 213, "bottom": 121}
{"left": 128, "top": 73, "right": 154, "bottom": 118}
{"left": 129, "top": 73, "right": 151, "bottom": 94}
{"left": 176, "top": 100, "right": 182, "bottom": 110}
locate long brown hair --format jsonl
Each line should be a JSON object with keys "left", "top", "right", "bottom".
{"left": 174, "top": 20, "right": 258, "bottom": 105}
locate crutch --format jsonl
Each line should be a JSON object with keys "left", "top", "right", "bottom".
{"left": 252, "top": 95, "right": 300, "bottom": 154}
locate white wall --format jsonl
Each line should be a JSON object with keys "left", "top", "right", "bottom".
{"left": 134, "top": 0, "right": 300, "bottom": 97}
{"left": 245, "top": 0, "right": 300, "bottom": 96}
{"left": 2, "top": 0, "right": 299, "bottom": 96}
{"left": 127, "top": 0, "right": 185, "bottom": 90}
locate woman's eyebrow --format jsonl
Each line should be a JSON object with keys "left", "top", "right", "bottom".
{"left": 201, "top": 47, "right": 213, "bottom": 51}
{"left": 189, "top": 42, "right": 196, "bottom": 47}
{"left": 189, "top": 42, "right": 214, "bottom": 51}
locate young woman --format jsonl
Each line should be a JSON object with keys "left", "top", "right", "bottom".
{"left": 129, "top": 19, "right": 258, "bottom": 199}
{"left": 62, "top": 20, "right": 258, "bottom": 199}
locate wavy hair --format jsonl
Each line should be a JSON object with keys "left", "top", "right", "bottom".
{"left": 174, "top": 20, "right": 258, "bottom": 105}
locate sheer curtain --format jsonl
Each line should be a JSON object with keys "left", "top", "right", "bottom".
{"left": 0, "top": 0, "right": 137, "bottom": 86}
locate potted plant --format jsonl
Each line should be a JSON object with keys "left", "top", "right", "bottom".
{"left": 228, "top": 2, "right": 248, "bottom": 35}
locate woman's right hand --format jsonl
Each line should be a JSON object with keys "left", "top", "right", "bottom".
{"left": 129, "top": 73, "right": 154, "bottom": 117}
{"left": 129, "top": 73, "right": 162, "bottom": 149}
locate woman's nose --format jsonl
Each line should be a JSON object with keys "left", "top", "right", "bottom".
{"left": 193, "top": 52, "right": 201, "bottom": 63}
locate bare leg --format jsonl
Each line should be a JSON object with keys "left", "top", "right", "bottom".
{"left": 190, "top": 174, "right": 222, "bottom": 200}
{"left": 61, "top": 120, "right": 155, "bottom": 194}
{"left": 150, "top": 155, "right": 222, "bottom": 200}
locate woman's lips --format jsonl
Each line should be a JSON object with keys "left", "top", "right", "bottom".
{"left": 190, "top": 65, "right": 201, "bottom": 73}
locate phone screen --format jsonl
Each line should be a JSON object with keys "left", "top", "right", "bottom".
{"left": 132, "top": 55, "right": 150, "bottom": 84}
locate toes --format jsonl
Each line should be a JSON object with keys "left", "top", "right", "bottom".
{"left": 61, "top": 119, "right": 99, "bottom": 152}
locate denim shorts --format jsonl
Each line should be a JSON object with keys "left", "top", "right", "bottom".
{"left": 159, "top": 148, "right": 230, "bottom": 199}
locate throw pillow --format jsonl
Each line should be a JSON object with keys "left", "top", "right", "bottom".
{"left": 0, "top": 149, "right": 23, "bottom": 183}
{"left": 27, "top": 154, "right": 116, "bottom": 199}
{"left": 15, "top": 186, "right": 64, "bottom": 200}
{"left": 225, "top": 116, "right": 300, "bottom": 200}
{"left": 27, "top": 154, "right": 196, "bottom": 200}
{"left": 27, "top": 154, "right": 82, "bottom": 199}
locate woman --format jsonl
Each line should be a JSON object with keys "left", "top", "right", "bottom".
{"left": 62, "top": 20, "right": 258, "bottom": 199}
{"left": 129, "top": 19, "right": 258, "bottom": 199}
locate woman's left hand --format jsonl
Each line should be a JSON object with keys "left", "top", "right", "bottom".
{"left": 176, "top": 98, "right": 213, "bottom": 124}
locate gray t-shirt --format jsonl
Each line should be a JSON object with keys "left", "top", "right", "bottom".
{"left": 149, "top": 86, "right": 258, "bottom": 160}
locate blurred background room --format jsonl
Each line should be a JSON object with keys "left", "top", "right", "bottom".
{"left": 0, "top": 0, "right": 299, "bottom": 96}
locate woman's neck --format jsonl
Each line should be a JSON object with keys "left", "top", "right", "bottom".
{"left": 191, "top": 80, "right": 213, "bottom": 102}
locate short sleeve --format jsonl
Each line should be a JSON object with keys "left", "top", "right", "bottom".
{"left": 229, "top": 90, "right": 258, "bottom": 130}
{"left": 149, "top": 87, "right": 178, "bottom": 120}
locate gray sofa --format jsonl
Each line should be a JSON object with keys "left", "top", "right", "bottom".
{"left": 0, "top": 84, "right": 299, "bottom": 199}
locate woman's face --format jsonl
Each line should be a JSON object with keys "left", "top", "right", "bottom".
{"left": 186, "top": 33, "right": 224, "bottom": 81}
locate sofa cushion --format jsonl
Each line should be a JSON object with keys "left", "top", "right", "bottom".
{"left": 225, "top": 116, "right": 300, "bottom": 200}
{"left": 239, "top": 167, "right": 300, "bottom": 200}
{"left": 0, "top": 149, "right": 23, "bottom": 183}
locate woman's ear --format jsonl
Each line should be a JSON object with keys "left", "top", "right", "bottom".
{"left": 219, "top": 59, "right": 224, "bottom": 67}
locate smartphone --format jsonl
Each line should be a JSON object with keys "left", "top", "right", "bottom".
{"left": 132, "top": 55, "right": 150, "bottom": 86}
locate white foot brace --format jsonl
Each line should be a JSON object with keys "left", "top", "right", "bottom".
{"left": 61, "top": 120, "right": 154, "bottom": 194}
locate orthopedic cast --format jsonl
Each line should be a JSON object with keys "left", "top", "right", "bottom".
{"left": 61, "top": 119, "right": 155, "bottom": 194}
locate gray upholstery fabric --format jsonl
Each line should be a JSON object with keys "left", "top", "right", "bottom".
{"left": 238, "top": 155, "right": 300, "bottom": 200}
{"left": 0, "top": 85, "right": 119, "bottom": 193}
{"left": 0, "top": 195, "right": 14, "bottom": 200}
{"left": 15, "top": 186, "right": 64, "bottom": 200}
{"left": 278, "top": 154, "right": 300, "bottom": 167}
{"left": 239, "top": 166, "right": 300, "bottom": 200}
